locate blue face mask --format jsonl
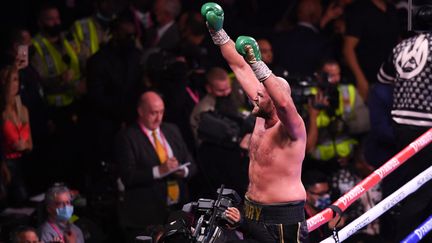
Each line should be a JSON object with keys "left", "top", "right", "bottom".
{"left": 314, "top": 193, "right": 331, "bottom": 210}
{"left": 56, "top": 205, "right": 74, "bottom": 221}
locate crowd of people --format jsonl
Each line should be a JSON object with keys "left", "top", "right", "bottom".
{"left": 0, "top": 0, "right": 430, "bottom": 242}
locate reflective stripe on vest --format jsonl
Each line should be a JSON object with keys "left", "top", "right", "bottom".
{"left": 74, "top": 18, "right": 99, "bottom": 54}
{"left": 312, "top": 137, "right": 358, "bottom": 161}
{"left": 32, "top": 35, "right": 80, "bottom": 107}
{"left": 313, "top": 84, "right": 356, "bottom": 128}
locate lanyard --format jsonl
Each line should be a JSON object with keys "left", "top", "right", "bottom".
{"left": 48, "top": 222, "right": 64, "bottom": 242}
{"left": 186, "top": 87, "right": 199, "bottom": 104}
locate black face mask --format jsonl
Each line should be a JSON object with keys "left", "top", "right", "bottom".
{"left": 117, "top": 34, "right": 137, "bottom": 51}
{"left": 44, "top": 24, "right": 62, "bottom": 37}
{"left": 96, "top": 12, "right": 116, "bottom": 26}
{"left": 215, "top": 95, "right": 239, "bottom": 119}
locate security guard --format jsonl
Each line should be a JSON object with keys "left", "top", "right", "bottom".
{"left": 31, "top": 3, "right": 82, "bottom": 108}
{"left": 71, "top": 0, "right": 115, "bottom": 61}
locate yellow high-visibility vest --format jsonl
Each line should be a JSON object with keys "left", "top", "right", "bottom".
{"left": 310, "top": 84, "right": 358, "bottom": 160}
{"left": 312, "top": 137, "right": 358, "bottom": 161}
{"left": 73, "top": 17, "right": 100, "bottom": 55}
{"left": 310, "top": 84, "right": 356, "bottom": 128}
{"left": 32, "top": 35, "right": 80, "bottom": 107}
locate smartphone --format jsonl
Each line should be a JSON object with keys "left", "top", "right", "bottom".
{"left": 16, "top": 45, "right": 29, "bottom": 70}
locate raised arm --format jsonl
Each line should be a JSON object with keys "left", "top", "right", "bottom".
{"left": 235, "top": 36, "right": 306, "bottom": 140}
{"left": 201, "top": 2, "right": 260, "bottom": 99}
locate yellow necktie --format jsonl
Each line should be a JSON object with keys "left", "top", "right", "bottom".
{"left": 152, "top": 131, "right": 179, "bottom": 204}
{"left": 152, "top": 131, "right": 168, "bottom": 163}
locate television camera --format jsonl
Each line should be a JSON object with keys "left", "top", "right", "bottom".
{"left": 285, "top": 72, "right": 340, "bottom": 118}
{"left": 159, "top": 186, "right": 241, "bottom": 243}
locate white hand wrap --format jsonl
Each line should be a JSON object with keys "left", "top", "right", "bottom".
{"left": 251, "top": 61, "right": 272, "bottom": 82}
{"left": 210, "top": 29, "right": 230, "bottom": 46}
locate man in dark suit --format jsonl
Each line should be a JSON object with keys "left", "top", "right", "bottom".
{"left": 272, "top": 0, "right": 334, "bottom": 77}
{"left": 115, "top": 91, "right": 196, "bottom": 242}
{"left": 146, "top": 0, "right": 181, "bottom": 51}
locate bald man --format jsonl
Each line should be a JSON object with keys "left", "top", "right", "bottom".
{"left": 114, "top": 91, "right": 196, "bottom": 241}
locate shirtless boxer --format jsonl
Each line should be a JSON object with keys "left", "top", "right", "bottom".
{"left": 202, "top": 2, "right": 308, "bottom": 242}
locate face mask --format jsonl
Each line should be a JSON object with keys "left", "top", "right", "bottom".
{"left": 44, "top": 24, "right": 62, "bottom": 37}
{"left": 215, "top": 95, "right": 238, "bottom": 118}
{"left": 96, "top": 12, "right": 116, "bottom": 23}
{"left": 314, "top": 193, "right": 331, "bottom": 210}
{"left": 117, "top": 34, "right": 137, "bottom": 51}
{"left": 56, "top": 205, "right": 74, "bottom": 221}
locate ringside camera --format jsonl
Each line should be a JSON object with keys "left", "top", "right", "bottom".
{"left": 159, "top": 186, "right": 241, "bottom": 243}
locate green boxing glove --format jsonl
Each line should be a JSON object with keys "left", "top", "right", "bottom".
{"left": 201, "top": 2, "right": 224, "bottom": 31}
{"left": 235, "top": 36, "right": 262, "bottom": 64}
{"left": 235, "top": 36, "right": 272, "bottom": 82}
{"left": 201, "top": 2, "right": 229, "bottom": 45}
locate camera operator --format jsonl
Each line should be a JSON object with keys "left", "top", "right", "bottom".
{"left": 305, "top": 59, "right": 370, "bottom": 173}
{"left": 190, "top": 67, "right": 252, "bottom": 199}
{"left": 376, "top": 2, "right": 432, "bottom": 241}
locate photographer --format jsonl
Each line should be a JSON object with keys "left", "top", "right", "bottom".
{"left": 376, "top": 2, "right": 432, "bottom": 241}
{"left": 305, "top": 59, "right": 369, "bottom": 173}
{"left": 190, "top": 67, "right": 252, "bottom": 198}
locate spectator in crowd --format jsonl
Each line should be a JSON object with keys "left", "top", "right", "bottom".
{"left": 38, "top": 184, "right": 84, "bottom": 243}
{"left": 145, "top": 0, "right": 181, "bottom": 51}
{"left": 124, "top": 0, "right": 155, "bottom": 48}
{"left": 364, "top": 82, "right": 396, "bottom": 168}
{"left": 257, "top": 38, "right": 287, "bottom": 78}
{"left": 71, "top": 0, "right": 117, "bottom": 64}
{"left": 303, "top": 170, "right": 335, "bottom": 242}
{"left": 1, "top": 27, "right": 50, "bottom": 195}
{"left": 331, "top": 146, "right": 382, "bottom": 241}
{"left": 305, "top": 59, "right": 369, "bottom": 173}
{"left": 320, "top": 0, "right": 353, "bottom": 63}
{"left": 190, "top": 67, "right": 249, "bottom": 143}
{"left": 10, "top": 225, "right": 40, "bottom": 243}
{"left": 190, "top": 67, "right": 251, "bottom": 198}
{"left": 377, "top": 28, "right": 432, "bottom": 242}
{"left": 86, "top": 15, "right": 144, "bottom": 164}
{"left": 0, "top": 65, "right": 32, "bottom": 206}
{"left": 114, "top": 91, "right": 196, "bottom": 242}
{"left": 343, "top": 0, "right": 401, "bottom": 101}
{"left": 272, "top": 0, "right": 335, "bottom": 77}
{"left": 31, "top": 3, "right": 84, "bottom": 189}
{"left": 177, "top": 10, "right": 210, "bottom": 95}
{"left": 31, "top": 3, "right": 83, "bottom": 108}
{"left": 145, "top": 50, "right": 197, "bottom": 155}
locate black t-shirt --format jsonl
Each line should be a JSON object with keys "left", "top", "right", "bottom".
{"left": 345, "top": 0, "right": 401, "bottom": 83}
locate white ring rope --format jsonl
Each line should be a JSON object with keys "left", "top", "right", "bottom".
{"left": 307, "top": 128, "right": 432, "bottom": 232}
{"left": 320, "top": 165, "right": 432, "bottom": 243}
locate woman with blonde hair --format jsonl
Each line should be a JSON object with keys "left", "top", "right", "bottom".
{"left": 0, "top": 65, "right": 32, "bottom": 205}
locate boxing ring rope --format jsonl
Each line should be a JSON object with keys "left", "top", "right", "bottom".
{"left": 319, "top": 165, "right": 432, "bottom": 243}
{"left": 401, "top": 214, "right": 432, "bottom": 243}
{"left": 307, "top": 128, "right": 432, "bottom": 232}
